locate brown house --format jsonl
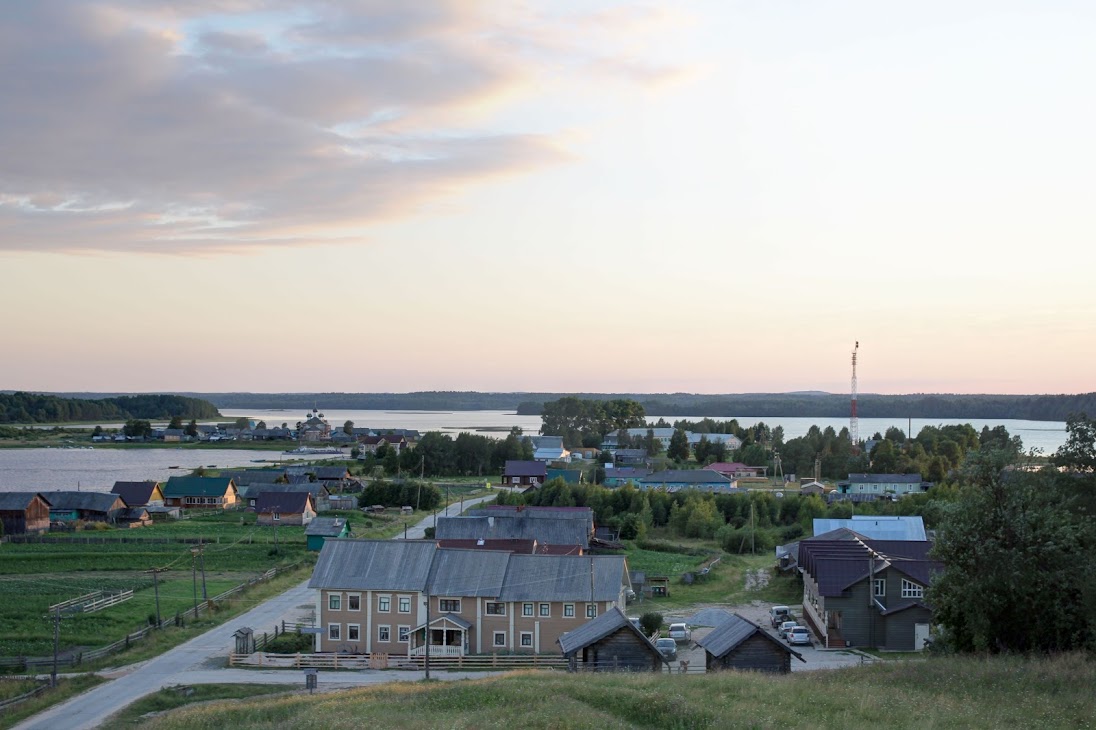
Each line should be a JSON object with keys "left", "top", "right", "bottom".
{"left": 255, "top": 491, "right": 317, "bottom": 526}
{"left": 308, "top": 540, "right": 631, "bottom": 656}
{"left": 0, "top": 492, "right": 51, "bottom": 535}
{"left": 696, "top": 614, "right": 804, "bottom": 673}
{"left": 558, "top": 607, "right": 665, "bottom": 672}
{"left": 503, "top": 460, "right": 546, "bottom": 487}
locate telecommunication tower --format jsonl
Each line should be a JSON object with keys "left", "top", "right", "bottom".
{"left": 850, "top": 341, "right": 859, "bottom": 444}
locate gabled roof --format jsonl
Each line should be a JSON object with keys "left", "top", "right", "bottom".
{"left": 504, "top": 460, "right": 546, "bottom": 477}
{"left": 797, "top": 535, "right": 940, "bottom": 596}
{"left": 255, "top": 491, "right": 314, "bottom": 514}
{"left": 305, "top": 517, "right": 348, "bottom": 537}
{"left": 696, "top": 613, "right": 805, "bottom": 662}
{"left": 248, "top": 482, "right": 329, "bottom": 499}
{"left": 847, "top": 473, "right": 924, "bottom": 484}
{"left": 41, "top": 491, "right": 127, "bottom": 513}
{"left": 497, "top": 555, "right": 627, "bottom": 602}
{"left": 312, "top": 466, "right": 350, "bottom": 480}
{"left": 162, "top": 477, "right": 235, "bottom": 498}
{"left": 413, "top": 613, "right": 473, "bottom": 632}
{"left": 435, "top": 539, "right": 537, "bottom": 553}
{"left": 813, "top": 516, "right": 927, "bottom": 542}
{"left": 219, "top": 469, "right": 285, "bottom": 485}
{"left": 110, "top": 481, "right": 161, "bottom": 506}
{"left": 427, "top": 548, "right": 510, "bottom": 598}
{"left": 639, "top": 469, "right": 732, "bottom": 484}
{"left": 435, "top": 514, "right": 590, "bottom": 548}
{"left": 604, "top": 468, "right": 651, "bottom": 480}
{"left": 309, "top": 539, "right": 437, "bottom": 591}
{"left": 0, "top": 492, "right": 51, "bottom": 511}
{"left": 557, "top": 606, "right": 662, "bottom": 658}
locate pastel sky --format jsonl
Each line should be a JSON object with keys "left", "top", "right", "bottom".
{"left": 2, "top": 1, "right": 1093, "bottom": 395}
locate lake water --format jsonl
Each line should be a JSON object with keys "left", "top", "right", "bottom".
{"left": 2, "top": 410, "right": 1065, "bottom": 492}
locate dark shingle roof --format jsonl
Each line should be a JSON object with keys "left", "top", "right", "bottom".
{"left": 41, "top": 491, "right": 126, "bottom": 513}
{"left": 504, "top": 460, "right": 547, "bottom": 477}
{"left": 255, "top": 491, "right": 314, "bottom": 514}
{"left": 0, "top": 492, "right": 51, "bottom": 510}
{"left": 696, "top": 613, "right": 805, "bottom": 661}
{"left": 557, "top": 606, "right": 661, "bottom": 658}
{"left": 162, "top": 477, "right": 235, "bottom": 498}
{"left": 218, "top": 469, "right": 286, "bottom": 485}
{"left": 798, "top": 535, "right": 940, "bottom": 596}
{"left": 111, "top": 481, "right": 161, "bottom": 506}
{"left": 305, "top": 517, "right": 349, "bottom": 537}
{"left": 640, "top": 469, "right": 732, "bottom": 485}
{"left": 312, "top": 466, "right": 349, "bottom": 480}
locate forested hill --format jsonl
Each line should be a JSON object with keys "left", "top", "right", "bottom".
{"left": 40, "top": 390, "right": 1092, "bottom": 422}
{"left": 0, "top": 392, "right": 221, "bottom": 424}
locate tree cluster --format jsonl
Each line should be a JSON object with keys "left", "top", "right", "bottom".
{"left": 358, "top": 479, "right": 442, "bottom": 511}
{"left": 539, "top": 397, "right": 647, "bottom": 447}
{"left": 359, "top": 429, "right": 535, "bottom": 478}
{"left": 0, "top": 392, "right": 220, "bottom": 424}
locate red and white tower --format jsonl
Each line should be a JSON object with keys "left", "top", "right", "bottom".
{"left": 850, "top": 341, "right": 859, "bottom": 444}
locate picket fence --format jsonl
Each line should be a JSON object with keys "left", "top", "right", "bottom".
{"left": 228, "top": 651, "right": 568, "bottom": 671}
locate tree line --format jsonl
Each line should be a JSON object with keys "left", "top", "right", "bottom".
{"left": 0, "top": 392, "right": 221, "bottom": 424}
{"left": 357, "top": 429, "right": 535, "bottom": 478}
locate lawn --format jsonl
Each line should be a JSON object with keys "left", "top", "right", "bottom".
{"left": 0, "top": 675, "right": 105, "bottom": 730}
{"left": 140, "top": 653, "right": 1096, "bottom": 730}
{"left": 107, "top": 683, "right": 295, "bottom": 727}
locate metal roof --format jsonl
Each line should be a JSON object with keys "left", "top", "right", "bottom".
{"left": 497, "top": 555, "right": 627, "bottom": 602}
{"left": 798, "top": 536, "right": 939, "bottom": 596}
{"left": 435, "top": 515, "right": 590, "bottom": 548}
{"left": 255, "top": 491, "right": 313, "bottom": 514}
{"left": 557, "top": 606, "right": 660, "bottom": 658}
{"left": 504, "top": 460, "right": 546, "bottom": 477}
{"left": 847, "top": 473, "right": 924, "bottom": 484}
{"left": 427, "top": 548, "right": 509, "bottom": 598}
{"left": 305, "top": 517, "right": 348, "bottom": 537}
{"left": 639, "top": 469, "right": 732, "bottom": 485}
{"left": 162, "top": 477, "right": 235, "bottom": 498}
{"left": 0, "top": 492, "right": 51, "bottom": 510}
{"left": 219, "top": 470, "right": 285, "bottom": 484}
{"left": 813, "top": 516, "right": 927, "bottom": 541}
{"left": 110, "top": 481, "right": 160, "bottom": 506}
{"left": 313, "top": 467, "right": 350, "bottom": 480}
{"left": 308, "top": 540, "right": 437, "bottom": 591}
{"left": 413, "top": 613, "right": 473, "bottom": 632}
{"left": 41, "top": 491, "right": 126, "bottom": 513}
{"left": 248, "top": 483, "right": 328, "bottom": 498}
{"left": 696, "top": 614, "right": 805, "bottom": 661}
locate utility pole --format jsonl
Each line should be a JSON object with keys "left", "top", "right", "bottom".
{"left": 424, "top": 591, "right": 431, "bottom": 680}
{"left": 850, "top": 341, "right": 860, "bottom": 446}
{"left": 51, "top": 607, "right": 61, "bottom": 688}
{"left": 146, "top": 568, "right": 163, "bottom": 626}
{"left": 191, "top": 551, "right": 198, "bottom": 615}
{"left": 198, "top": 537, "right": 208, "bottom": 601}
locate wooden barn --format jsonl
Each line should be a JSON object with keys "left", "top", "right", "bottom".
{"left": 695, "top": 614, "right": 805, "bottom": 674}
{"left": 255, "top": 491, "right": 317, "bottom": 526}
{"left": 41, "top": 491, "right": 129, "bottom": 524}
{"left": 558, "top": 607, "right": 665, "bottom": 672}
{"left": 0, "top": 492, "right": 52, "bottom": 535}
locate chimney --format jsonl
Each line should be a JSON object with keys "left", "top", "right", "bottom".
{"left": 476, "top": 538, "right": 485, "bottom": 546}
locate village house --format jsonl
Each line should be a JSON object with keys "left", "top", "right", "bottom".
{"left": 241, "top": 482, "right": 331, "bottom": 511}
{"left": 637, "top": 469, "right": 737, "bottom": 492}
{"left": 436, "top": 509, "right": 592, "bottom": 551}
{"left": 527, "top": 435, "right": 570, "bottom": 463}
{"left": 0, "top": 492, "right": 51, "bottom": 535}
{"left": 161, "top": 476, "right": 239, "bottom": 509}
{"left": 706, "top": 462, "right": 768, "bottom": 479}
{"left": 503, "top": 460, "right": 546, "bottom": 487}
{"left": 687, "top": 433, "right": 743, "bottom": 451}
{"left": 255, "top": 491, "right": 317, "bottom": 526}
{"left": 308, "top": 540, "right": 631, "bottom": 656}
{"left": 306, "top": 517, "right": 351, "bottom": 551}
{"left": 837, "top": 473, "right": 933, "bottom": 497}
{"left": 110, "top": 481, "right": 164, "bottom": 507}
{"left": 696, "top": 614, "right": 804, "bottom": 673}
{"left": 42, "top": 491, "right": 129, "bottom": 524}
{"left": 558, "top": 606, "right": 665, "bottom": 672}
{"left": 602, "top": 467, "right": 652, "bottom": 488}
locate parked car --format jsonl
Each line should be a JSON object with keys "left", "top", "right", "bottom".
{"left": 787, "top": 627, "right": 812, "bottom": 646}
{"left": 769, "top": 605, "right": 791, "bottom": 627}
{"left": 629, "top": 617, "right": 642, "bottom": 631}
{"left": 777, "top": 621, "right": 799, "bottom": 639}
{"left": 655, "top": 637, "right": 678, "bottom": 661}
{"left": 668, "top": 622, "right": 692, "bottom": 643}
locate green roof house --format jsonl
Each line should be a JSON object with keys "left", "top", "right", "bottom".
{"left": 162, "top": 477, "right": 238, "bottom": 509}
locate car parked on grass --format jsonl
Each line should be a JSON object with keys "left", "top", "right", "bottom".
{"left": 655, "top": 638, "right": 678, "bottom": 661}
{"left": 769, "top": 605, "right": 791, "bottom": 628}
{"left": 668, "top": 623, "right": 692, "bottom": 643}
{"left": 777, "top": 621, "right": 799, "bottom": 639}
{"left": 787, "top": 627, "right": 812, "bottom": 646}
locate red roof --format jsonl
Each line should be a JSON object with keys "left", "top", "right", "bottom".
{"left": 436, "top": 539, "right": 536, "bottom": 553}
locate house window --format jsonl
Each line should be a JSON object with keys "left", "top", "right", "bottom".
{"left": 901, "top": 579, "right": 924, "bottom": 598}
{"left": 347, "top": 624, "right": 360, "bottom": 642}
{"left": 328, "top": 594, "right": 341, "bottom": 611}
{"left": 378, "top": 595, "right": 391, "bottom": 613}
{"left": 398, "top": 596, "right": 411, "bottom": 613}
{"left": 586, "top": 603, "right": 597, "bottom": 619}
{"left": 348, "top": 594, "right": 360, "bottom": 611}
{"left": 520, "top": 632, "right": 533, "bottom": 647}
{"left": 398, "top": 626, "right": 411, "bottom": 643}
{"left": 538, "top": 603, "right": 550, "bottom": 618}
{"left": 328, "top": 623, "right": 340, "bottom": 641}
{"left": 511, "top": 477, "right": 519, "bottom": 484}
{"left": 486, "top": 602, "right": 505, "bottom": 616}
{"left": 378, "top": 625, "right": 391, "bottom": 642}
{"left": 564, "top": 603, "right": 575, "bottom": 618}
{"left": 522, "top": 603, "right": 534, "bottom": 617}
{"left": 873, "top": 579, "right": 886, "bottom": 597}
{"left": 272, "top": 512, "right": 280, "bottom": 521}
{"left": 493, "top": 631, "right": 506, "bottom": 647}
{"left": 439, "top": 599, "right": 461, "bottom": 613}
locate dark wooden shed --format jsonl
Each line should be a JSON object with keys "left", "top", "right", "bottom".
{"left": 558, "top": 607, "right": 665, "bottom": 672}
{"left": 0, "top": 492, "right": 51, "bottom": 535}
{"left": 696, "top": 614, "right": 805, "bottom": 674}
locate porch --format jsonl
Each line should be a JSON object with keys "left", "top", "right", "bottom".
{"left": 408, "top": 613, "right": 471, "bottom": 658}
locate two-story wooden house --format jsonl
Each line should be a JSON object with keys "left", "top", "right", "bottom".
{"left": 308, "top": 539, "right": 631, "bottom": 656}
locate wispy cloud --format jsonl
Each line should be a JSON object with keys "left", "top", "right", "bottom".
{"left": 0, "top": 1, "right": 691, "bottom": 253}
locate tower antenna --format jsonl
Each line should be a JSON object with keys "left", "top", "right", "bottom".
{"left": 850, "top": 341, "right": 859, "bottom": 445}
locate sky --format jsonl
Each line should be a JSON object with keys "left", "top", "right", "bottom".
{"left": 1, "top": 1, "right": 1094, "bottom": 396}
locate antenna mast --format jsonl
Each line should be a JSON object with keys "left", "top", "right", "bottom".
{"left": 850, "top": 341, "right": 860, "bottom": 445}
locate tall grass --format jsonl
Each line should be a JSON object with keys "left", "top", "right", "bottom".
{"left": 142, "top": 653, "right": 1096, "bottom": 729}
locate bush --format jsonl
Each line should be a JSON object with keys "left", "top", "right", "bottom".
{"left": 264, "top": 631, "right": 314, "bottom": 654}
{"left": 639, "top": 612, "right": 663, "bottom": 637}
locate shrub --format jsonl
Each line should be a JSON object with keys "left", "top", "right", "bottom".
{"left": 639, "top": 612, "right": 663, "bottom": 637}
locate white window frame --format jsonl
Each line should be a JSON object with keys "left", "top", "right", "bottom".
{"left": 586, "top": 603, "right": 597, "bottom": 619}
{"left": 486, "top": 602, "right": 505, "bottom": 616}
{"left": 563, "top": 603, "right": 575, "bottom": 618}
{"left": 398, "top": 596, "right": 412, "bottom": 614}
{"left": 520, "top": 632, "right": 533, "bottom": 647}
{"left": 378, "top": 595, "right": 391, "bottom": 613}
{"left": 347, "top": 593, "right": 361, "bottom": 612}
{"left": 511, "top": 477, "right": 519, "bottom": 484}
{"left": 328, "top": 623, "right": 341, "bottom": 641}
{"left": 272, "top": 511, "right": 280, "bottom": 521}
{"left": 377, "top": 625, "right": 391, "bottom": 642}
{"left": 328, "top": 593, "right": 341, "bottom": 611}
{"left": 347, "top": 623, "right": 360, "bottom": 642}
{"left": 538, "top": 603, "right": 550, "bottom": 618}
{"left": 439, "top": 598, "right": 461, "bottom": 613}
{"left": 398, "top": 625, "right": 411, "bottom": 643}
{"left": 522, "top": 603, "right": 534, "bottom": 617}
{"left": 493, "top": 631, "right": 506, "bottom": 647}
{"left": 901, "top": 579, "right": 924, "bottom": 598}
{"left": 873, "top": 579, "right": 886, "bottom": 597}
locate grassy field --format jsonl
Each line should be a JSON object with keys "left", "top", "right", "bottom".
{"left": 0, "top": 675, "right": 105, "bottom": 730}
{"left": 108, "top": 684, "right": 295, "bottom": 727}
{"left": 141, "top": 653, "right": 1095, "bottom": 729}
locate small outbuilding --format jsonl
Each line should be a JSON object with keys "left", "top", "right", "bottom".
{"left": 558, "top": 607, "right": 665, "bottom": 672}
{"left": 305, "top": 517, "right": 351, "bottom": 551}
{"left": 0, "top": 492, "right": 52, "bottom": 535}
{"left": 256, "top": 491, "right": 317, "bottom": 526}
{"left": 695, "top": 614, "right": 805, "bottom": 674}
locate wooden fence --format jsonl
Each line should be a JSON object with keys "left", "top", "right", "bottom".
{"left": 81, "top": 590, "right": 134, "bottom": 613}
{"left": 0, "top": 563, "right": 302, "bottom": 673}
{"left": 0, "top": 683, "right": 50, "bottom": 710}
{"left": 47, "top": 591, "right": 102, "bottom": 613}
{"left": 228, "top": 651, "right": 569, "bottom": 671}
